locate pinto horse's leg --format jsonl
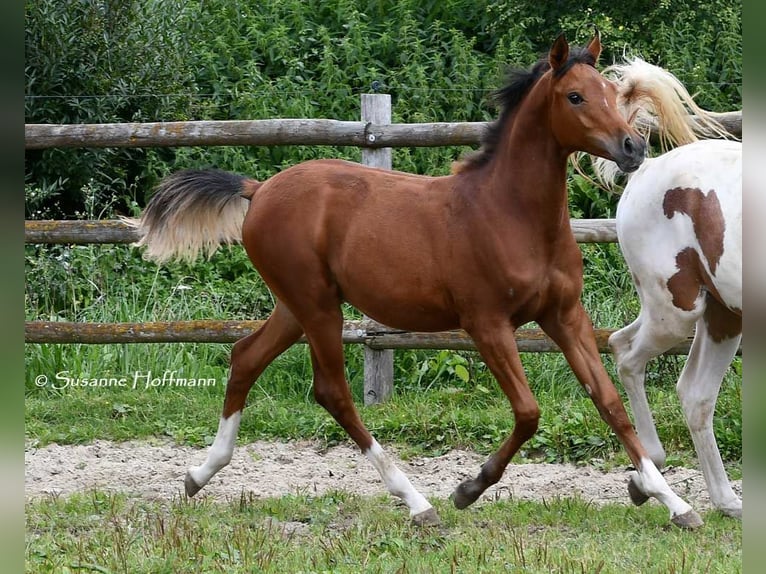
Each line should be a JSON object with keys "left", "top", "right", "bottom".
{"left": 539, "top": 302, "right": 703, "bottom": 529}
{"left": 300, "top": 307, "right": 439, "bottom": 526}
{"left": 452, "top": 320, "right": 540, "bottom": 509}
{"left": 185, "top": 301, "right": 303, "bottom": 496}
{"left": 676, "top": 316, "right": 742, "bottom": 518}
{"left": 608, "top": 311, "right": 693, "bottom": 468}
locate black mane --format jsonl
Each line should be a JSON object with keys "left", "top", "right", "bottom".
{"left": 456, "top": 46, "right": 597, "bottom": 173}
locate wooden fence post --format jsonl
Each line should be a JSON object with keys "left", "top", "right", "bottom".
{"left": 361, "top": 92, "right": 394, "bottom": 405}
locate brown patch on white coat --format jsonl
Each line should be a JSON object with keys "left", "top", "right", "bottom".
{"left": 662, "top": 187, "right": 741, "bottom": 342}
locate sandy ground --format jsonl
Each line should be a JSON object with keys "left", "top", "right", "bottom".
{"left": 24, "top": 438, "right": 740, "bottom": 512}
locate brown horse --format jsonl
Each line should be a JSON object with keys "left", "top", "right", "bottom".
{"left": 129, "top": 33, "right": 702, "bottom": 528}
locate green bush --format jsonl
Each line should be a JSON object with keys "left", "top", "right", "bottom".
{"left": 25, "top": 0, "right": 740, "bottom": 217}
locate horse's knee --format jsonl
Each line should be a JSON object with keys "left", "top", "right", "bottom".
{"left": 313, "top": 384, "right": 330, "bottom": 409}
{"left": 608, "top": 327, "right": 631, "bottom": 359}
{"left": 230, "top": 335, "right": 256, "bottom": 368}
{"left": 678, "top": 393, "right": 716, "bottom": 434}
{"left": 609, "top": 335, "right": 643, "bottom": 385}
{"left": 228, "top": 336, "right": 262, "bottom": 381}
{"left": 231, "top": 333, "right": 253, "bottom": 359}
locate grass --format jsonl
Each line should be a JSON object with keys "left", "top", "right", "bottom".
{"left": 26, "top": 491, "right": 742, "bottom": 574}
{"left": 24, "top": 225, "right": 743, "bottom": 573}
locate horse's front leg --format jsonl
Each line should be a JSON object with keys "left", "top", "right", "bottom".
{"left": 539, "top": 302, "right": 703, "bottom": 529}
{"left": 452, "top": 318, "right": 540, "bottom": 509}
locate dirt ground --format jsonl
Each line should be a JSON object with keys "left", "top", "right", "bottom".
{"left": 24, "top": 438, "right": 740, "bottom": 512}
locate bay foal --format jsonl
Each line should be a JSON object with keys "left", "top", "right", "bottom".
{"left": 130, "top": 34, "right": 701, "bottom": 528}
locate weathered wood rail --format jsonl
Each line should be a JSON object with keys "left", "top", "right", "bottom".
{"left": 25, "top": 110, "right": 741, "bottom": 150}
{"left": 24, "top": 320, "right": 697, "bottom": 354}
{"left": 24, "top": 218, "right": 620, "bottom": 244}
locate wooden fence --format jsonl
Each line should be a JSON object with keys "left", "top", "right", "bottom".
{"left": 25, "top": 101, "right": 741, "bottom": 403}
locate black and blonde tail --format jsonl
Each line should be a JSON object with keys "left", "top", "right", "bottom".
{"left": 124, "top": 169, "right": 258, "bottom": 264}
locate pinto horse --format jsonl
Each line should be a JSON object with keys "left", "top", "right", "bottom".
{"left": 129, "top": 33, "right": 702, "bottom": 528}
{"left": 593, "top": 58, "right": 742, "bottom": 518}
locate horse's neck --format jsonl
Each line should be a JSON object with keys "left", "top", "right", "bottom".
{"left": 485, "top": 100, "right": 571, "bottom": 227}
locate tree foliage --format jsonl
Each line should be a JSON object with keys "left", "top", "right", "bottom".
{"left": 25, "top": 0, "right": 741, "bottom": 218}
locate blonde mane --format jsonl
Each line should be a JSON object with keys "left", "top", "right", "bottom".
{"left": 590, "top": 57, "right": 735, "bottom": 189}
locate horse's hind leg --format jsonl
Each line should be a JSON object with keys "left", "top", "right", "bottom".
{"left": 300, "top": 306, "right": 438, "bottom": 526}
{"left": 185, "top": 301, "right": 303, "bottom": 496}
{"left": 677, "top": 313, "right": 742, "bottom": 518}
{"left": 609, "top": 309, "right": 692, "bottom": 468}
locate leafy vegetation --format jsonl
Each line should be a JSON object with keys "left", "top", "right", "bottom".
{"left": 25, "top": 0, "right": 741, "bottom": 217}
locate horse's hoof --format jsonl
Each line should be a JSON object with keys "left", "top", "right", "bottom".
{"left": 450, "top": 479, "right": 482, "bottom": 510}
{"left": 627, "top": 476, "right": 650, "bottom": 506}
{"left": 411, "top": 507, "right": 440, "bottom": 527}
{"left": 184, "top": 472, "right": 202, "bottom": 497}
{"left": 671, "top": 510, "right": 704, "bottom": 530}
{"left": 719, "top": 505, "right": 742, "bottom": 519}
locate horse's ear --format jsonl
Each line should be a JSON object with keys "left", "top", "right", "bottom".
{"left": 586, "top": 28, "right": 602, "bottom": 62}
{"left": 549, "top": 34, "right": 569, "bottom": 72}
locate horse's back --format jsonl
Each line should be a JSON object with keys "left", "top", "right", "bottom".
{"left": 616, "top": 139, "right": 741, "bottom": 311}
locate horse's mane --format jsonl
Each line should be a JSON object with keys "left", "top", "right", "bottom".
{"left": 453, "top": 47, "right": 597, "bottom": 174}
{"left": 589, "top": 56, "right": 735, "bottom": 189}
{"left": 606, "top": 57, "right": 733, "bottom": 152}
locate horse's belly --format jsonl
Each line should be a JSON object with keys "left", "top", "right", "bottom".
{"left": 341, "top": 281, "right": 460, "bottom": 333}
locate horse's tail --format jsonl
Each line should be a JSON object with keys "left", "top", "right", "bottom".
{"left": 591, "top": 56, "right": 733, "bottom": 188}
{"left": 123, "top": 169, "right": 260, "bottom": 264}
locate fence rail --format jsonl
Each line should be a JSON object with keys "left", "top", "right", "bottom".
{"left": 25, "top": 320, "right": 699, "bottom": 354}
{"left": 25, "top": 111, "right": 741, "bottom": 150}
{"left": 25, "top": 120, "right": 487, "bottom": 149}
{"left": 24, "top": 218, "right": 619, "bottom": 245}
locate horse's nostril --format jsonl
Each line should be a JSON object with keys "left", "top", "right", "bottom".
{"left": 624, "top": 136, "right": 635, "bottom": 154}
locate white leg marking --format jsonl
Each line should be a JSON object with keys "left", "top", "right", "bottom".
{"left": 187, "top": 412, "right": 242, "bottom": 488}
{"left": 365, "top": 440, "right": 432, "bottom": 516}
{"left": 630, "top": 457, "right": 693, "bottom": 519}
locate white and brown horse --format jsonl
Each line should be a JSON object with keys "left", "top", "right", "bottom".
{"left": 594, "top": 58, "right": 742, "bottom": 518}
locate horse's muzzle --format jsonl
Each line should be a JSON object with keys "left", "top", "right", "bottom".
{"left": 614, "top": 134, "right": 647, "bottom": 173}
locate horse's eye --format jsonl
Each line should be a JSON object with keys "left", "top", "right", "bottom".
{"left": 567, "top": 92, "right": 584, "bottom": 105}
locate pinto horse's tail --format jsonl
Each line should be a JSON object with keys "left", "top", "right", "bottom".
{"left": 123, "top": 169, "right": 260, "bottom": 264}
{"left": 591, "top": 57, "right": 733, "bottom": 188}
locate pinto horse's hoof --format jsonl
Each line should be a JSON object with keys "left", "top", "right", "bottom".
{"left": 627, "top": 476, "right": 650, "bottom": 506}
{"left": 720, "top": 505, "right": 743, "bottom": 519}
{"left": 451, "top": 479, "right": 483, "bottom": 510}
{"left": 184, "top": 472, "right": 202, "bottom": 497}
{"left": 411, "top": 507, "right": 441, "bottom": 527}
{"left": 671, "top": 510, "right": 704, "bottom": 530}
